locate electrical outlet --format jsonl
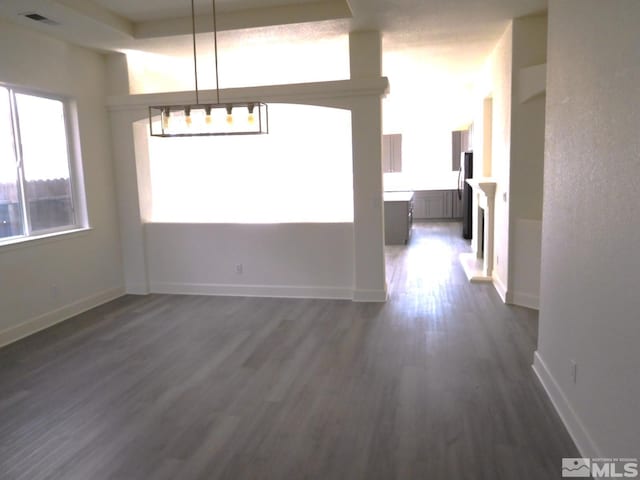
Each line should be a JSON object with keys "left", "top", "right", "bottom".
{"left": 235, "top": 264, "right": 243, "bottom": 274}
{"left": 50, "top": 284, "right": 59, "bottom": 300}
{"left": 496, "top": 255, "right": 499, "bottom": 266}
{"left": 570, "top": 360, "right": 577, "bottom": 384}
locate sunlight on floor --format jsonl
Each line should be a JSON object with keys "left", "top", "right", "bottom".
{"left": 405, "top": 237, "right": 454, "bottom": 288}
{"left": 385, "top": 222, "right": 472, "bottom": 330}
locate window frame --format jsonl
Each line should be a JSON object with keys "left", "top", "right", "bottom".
{"left": 0, "top": 83, "right": 87, "bottom": 246}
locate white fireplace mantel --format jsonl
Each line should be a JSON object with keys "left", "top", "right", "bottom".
{"left": 460, "top": 177, "right": 497, "bottom": 282}
{"left": 466, "top": 179, "right": 497, "bottom": 202}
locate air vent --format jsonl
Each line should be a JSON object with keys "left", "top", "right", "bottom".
{"left": 21, "top": 12, "right": 59, "bottom": 26}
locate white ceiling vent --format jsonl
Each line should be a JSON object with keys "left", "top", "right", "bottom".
{"left": 21, "top": 12, "right": 59, "bottom": 26}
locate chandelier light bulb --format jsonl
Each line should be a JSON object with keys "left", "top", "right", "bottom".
{"left": 162, "top": 108, "right": 171, "bottom": 130}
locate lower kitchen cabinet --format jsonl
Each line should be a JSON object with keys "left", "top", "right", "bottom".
{"left": 452, "top": 190, "right": 464, "bottom": 218}
{"left": 412, "top": 190, "right": 462, "bottom": 220}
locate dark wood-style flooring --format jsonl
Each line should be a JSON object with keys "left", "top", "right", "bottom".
{"left": 0, "top": 222, "right": 577, "bottom": 479}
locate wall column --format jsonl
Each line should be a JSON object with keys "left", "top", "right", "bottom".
{"left": 349, "top": 31, "right": 387, "bottom": 301}
{"left": 109, "top": 109, "right": 150, "bottom": 294}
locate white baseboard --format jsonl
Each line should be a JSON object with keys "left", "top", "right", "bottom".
{"left": 352, "top": 288, "right": 387, "bottom": 302}
{"left": 0, "top": 287, "right": 125, "bottom": 348}
{"left": 511, "top": 291, "right": 539, "bottom": 310}
{"left": 149, "top": 282, "right": 354, "bottom": 300}
{"left": 532, "top": 351, "right": 600, "bottom": 458}
{"left": 492, "top": 273, "right": 508, "bottom": 303}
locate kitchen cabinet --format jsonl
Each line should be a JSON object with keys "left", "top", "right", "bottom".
{"left": 412, "top": 190, "right": 463, "bottom": 220}
{"left": 452, "top": 190, "right": 464, "bottom": 218}
{"left": 382, "top": 134, "right": 402, "bottom": 173}
{"left": 413, "top": 191, "right": 451, "bottom": 219}
{"left": 451, "top": 129, "right": 470, "bottom": 171}
{"left": 384, "top": 191, "right": 413, "bottom": 245}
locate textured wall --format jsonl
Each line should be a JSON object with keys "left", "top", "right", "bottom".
{"left": 535, "top": 0, "right": 640, "bottom": 457}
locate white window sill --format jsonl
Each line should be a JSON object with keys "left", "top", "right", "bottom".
{"left": 0, "top": 227, "right": 92, "bottom": 254}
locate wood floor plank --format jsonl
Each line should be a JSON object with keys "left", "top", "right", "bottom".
{"left": 0, "top": 222, "right": 578, "bottom": 479}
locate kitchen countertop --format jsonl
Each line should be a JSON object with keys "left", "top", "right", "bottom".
{"left": 383, "top": 191, "right": 414, "bottom": 202}
{"left": 383, "top": 171, "right": 460, "bottom": 192}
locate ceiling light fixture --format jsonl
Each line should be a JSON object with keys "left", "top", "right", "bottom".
{"left": 149, "top": 0, "right": 268, "bottom": 137}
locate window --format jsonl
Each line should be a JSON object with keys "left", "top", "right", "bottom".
{"left": 0, "top": 85, "right": 84, "bottom": 243}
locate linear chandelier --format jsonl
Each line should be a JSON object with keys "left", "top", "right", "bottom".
{"left": 149, "top": 0, "right": 268, "bottom": 137}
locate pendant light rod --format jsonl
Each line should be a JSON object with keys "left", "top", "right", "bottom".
{"left": 148, "top": 0, "right": 269, "bottom": 137}
{"left": 212, "top": 0, "right": 220, "bottom": 104}
{"left": 190, "top": 0, "right": 200, "bottom": 104}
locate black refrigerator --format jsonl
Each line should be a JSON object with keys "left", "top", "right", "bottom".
{"left": 458, "top": 151, "right": 473, "bottom": 239}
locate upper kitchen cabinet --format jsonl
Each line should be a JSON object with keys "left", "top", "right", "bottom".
{"left": 382, "top": 134, "right": 402, "bottom": 173}
{"left": 451, "top": 129, "right": 470, "bottom": 171}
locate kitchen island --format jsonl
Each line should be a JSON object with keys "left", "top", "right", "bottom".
{"left": 383, "top": 171, "right": 463, "bottom": 220}
{"left": 383, "top": 191, "right": 414, "bottom": 245}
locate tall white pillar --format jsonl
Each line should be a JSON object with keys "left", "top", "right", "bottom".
{"left": 109, "top": 109, "right": 150, "bottom": 294}
{"left": 349, "top": 31, "right": 387, "bottom": 301}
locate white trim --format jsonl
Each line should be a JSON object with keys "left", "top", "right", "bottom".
{"left": 492, "top": 272, "right": 508, "bottom": 302}
{"left": 0, "top": 84, "right": 88, "bottom": 245}
{"left": 532, "top": 351, "right": 600, "bottom": 458}
{"left": 106, "top": 78, "right": 390, "bottom": 112}
{"left": 149, "top": 282, "right": 353, "bottom": 300}
{"left": 0, "top": 287, "right": 124, "bottom": 348}
{"left": 511, "top": 290, "right": 539, "bottom": 310}
{"left": 352, "top": 288, "right": 387, "bottom": 302}
{"left": 0, "top": 227, "right": 91, "bottom": 253}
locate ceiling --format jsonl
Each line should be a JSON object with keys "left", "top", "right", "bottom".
{"left": 0, "top": 0, "right": 547, "bottom": 74}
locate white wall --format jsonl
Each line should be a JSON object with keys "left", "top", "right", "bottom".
{"left": 472, "top": 16, "right": 547, "bottom": 308}
{"left": 124, "top": 32, "right": 349, "bottom": 94}
{"left": 107, "top": 31, "right": 388, "bottom": 302}
{"left": 0, "top": 20, "right": 123, "bottom": 346}
{"left": 509, "top": 15, "right": 546, "bottom": 221}
{"left": 146, "top": 223, "right": 354, "bottom": 299}
{"left": 489, "top": 25, "right": 512, "bottom": 300}
{"left": 510, "top": 218, "right": 541, "bottom": 308}
{"left": 473, "top": 23, "right": 512, "bottom": 299}
{"left": 534, "top": 0, "right": 640, "bottom": 458}
{"left": 381, "top": 51, "right": 476, "bottom": 190}
{"left": 508, "top": 14, "right": 547, "bottom": 308}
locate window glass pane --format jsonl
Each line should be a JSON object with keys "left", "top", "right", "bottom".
{"left": 0, "top": 87, "right": 24, "bottom": 239}
{"left": 15, "top": 93, "right": 74, "bottom": 232}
